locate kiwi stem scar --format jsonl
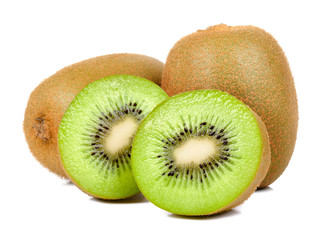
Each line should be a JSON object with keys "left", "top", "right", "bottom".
{"left": 32, "top": 116, "right": 50, "bottom": 142}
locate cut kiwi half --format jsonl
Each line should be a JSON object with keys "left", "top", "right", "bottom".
{"left": 58, "top": 75, "right": 169, "bottom": 199}
{"left": 131, "top": 90, "right": 270, "bottom": 215}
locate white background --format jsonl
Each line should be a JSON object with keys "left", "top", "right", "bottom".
{"left": 1, "top": 0, "right": 322, "bottom": 239}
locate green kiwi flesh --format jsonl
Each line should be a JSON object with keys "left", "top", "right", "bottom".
{"left": 58, "top": 75, "right": 169, "bottom": 199}
{"left": 131, "top": 90, "right": 270, "bottom": 215}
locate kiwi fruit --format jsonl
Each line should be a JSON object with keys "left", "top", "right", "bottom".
{"left": 131, "top": 90, "right": 270, "bottom": 215}
{"left": 161, "top": 24, "right": 298, "bottom": 188}
{"left": 24, "top": 53, "right": 164, "bottom": 178}
{"left": 58, "top": 75, "right": 168, "bottom": 199}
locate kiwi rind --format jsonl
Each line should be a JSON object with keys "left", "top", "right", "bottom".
{"left": 161, "top": 24, "right": 297, "bottom": 188}
{"left": 58, "top": 75, "right": 169, "bottom": 199}
{"left": 23, "top": 53, "right": 164, "bottom": 178}
{"left": 131, "top": 90, "right": 270, "bottom": 215}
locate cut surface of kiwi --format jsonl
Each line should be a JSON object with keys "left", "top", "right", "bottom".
{"left": 131, "top": 90, "right": 270, "bottom": 215}
{"left": 58, "top": 75, "right": 169, "bottom": 199}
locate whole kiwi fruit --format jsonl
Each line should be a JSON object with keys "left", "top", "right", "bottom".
{"left": 24, "top": 53, "right": 164, "bottom": 178}
{"left": 161, "top": 24, "right": 298, "bottom": 188}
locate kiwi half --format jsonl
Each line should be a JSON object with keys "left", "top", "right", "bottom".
{"left": 24, "top": 53, "right": 164, "bottom": 178}
{"left": 58, "top": 75, "right": 169, "bottom": 199}
{"left": 131, "top": 90, "right": 270, "bottom": 215}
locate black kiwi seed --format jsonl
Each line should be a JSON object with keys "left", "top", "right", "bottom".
{"left": 200, "top": 122, "right": 207, "bottom": 126}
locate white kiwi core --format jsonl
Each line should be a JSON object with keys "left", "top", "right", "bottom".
{"left": 173, "top": 138, "right": 219, "bottom": 166}
{"left": 103, "top": 117, "right": 139, "bottom": 155}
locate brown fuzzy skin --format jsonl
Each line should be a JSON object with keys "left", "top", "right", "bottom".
{"left": 162, "top": 24, "right": 298, "bottom": 188}
{"left": 24, "top": 53, "right": 164, "bottom": 178}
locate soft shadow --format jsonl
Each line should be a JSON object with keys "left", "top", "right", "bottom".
{"left": 90, "top": 193, "right": 148, "bottom": 204}
{"left": 167, "top": 209, "right": 240, "bottom": 220}
{"left": 62, "top": 180, "right": 74, "bottom": 186}
{"left": 256, "top": 186, "right": 273, "bottom": 192}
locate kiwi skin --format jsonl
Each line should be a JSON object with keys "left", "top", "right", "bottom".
{"left": 24, "top": 53, "right": 164, "bottom": 178}
{"left": 161, "top": 24, "right": 298, "bottom": 188}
